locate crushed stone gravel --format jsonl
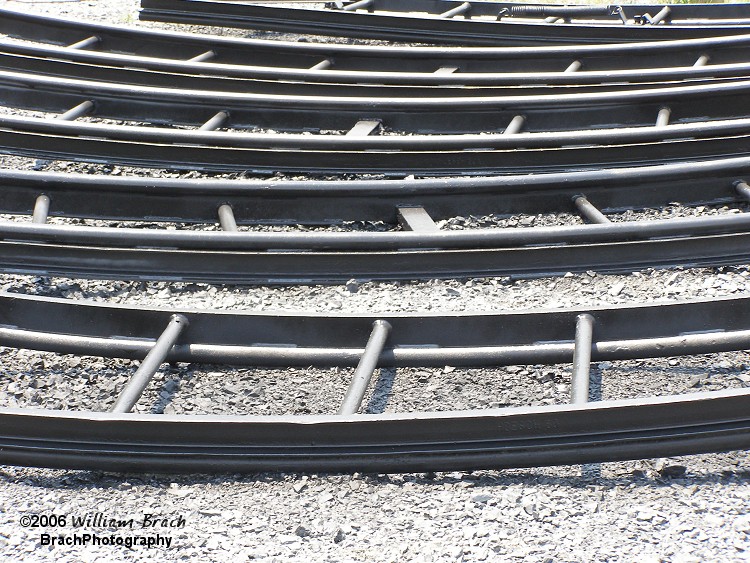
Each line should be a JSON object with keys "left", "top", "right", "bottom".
{"left": 0, "top": 0, "right": 747, "bottom": 561}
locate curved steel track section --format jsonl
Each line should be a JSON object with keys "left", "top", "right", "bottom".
{"left": 4, "top": 8, "right": 750, "bottom": 72}
{"left": 9, "top": 40, "right": 750, "bottom": 94}
{"left": 0, "top": 292, "right": 749, "bottom": 472}
{"left": 0, "top": 213, "right": 749, "bottom": 282}
{"left": 0, "top": 156, "right": 748, "bottom": 223}
{"left": 7, "top": 70, "right": 750, "bottom": 133}
{"left": 3, "top": 112, "right": 750, "bottom": 174}
{"left": 139, "top": 0, "right": 750, "bottom": 45}
{"left": 334, "top": 0, "right": 750, "bottom": 24}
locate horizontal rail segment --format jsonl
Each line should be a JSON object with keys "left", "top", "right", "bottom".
{"left": 139, "top": 0, "right": 750, "bottom": 45}
{"left": 0, "top": 156, "right": 747, "bottom": 222}
{"left": 7, "top": 69, "right": 750, "bottom": 134}
{"left": 0, "top": 292, "right": 748, "bottom": 471}
{"left": 2, "top": 113, "right": 750, "bottom": 173}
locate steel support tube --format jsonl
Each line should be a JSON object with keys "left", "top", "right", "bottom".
{"left": 571, "top": 313, "right": 594, "bottom": 405}
{"left": 31, "top": 195, "right": 50, "bottom": 225}
{"left": 440, "top": 2, "right": 471, "bottom": 18}
{"left": 110, "top": 314, "right": 188, "bottom": 414}
{"left": 735, "top": 180, "right": 750, "bottom": 202}
{"left": 338, "top": 320, "right": 391, "bottom": 415}
{"left": 199, "top": 111, "right": 229, "bottom": 132}
{"left": 57, "top": 100, "right": 94, "bottom": 121}
{"left": 656, "top": 107, "right": 671, "bottom": 127}
{"left": 67, "top": 36, "right": 100, "bottom": 50}
{"left": 217, "top": 204, "right": 238, "bottom": 232}
{"left": 572, "top": 195, "right": 610, "bottom": 224}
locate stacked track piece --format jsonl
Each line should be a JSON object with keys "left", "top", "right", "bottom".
{"left": 0, "top": 3, "right": 749, "bottom": 472}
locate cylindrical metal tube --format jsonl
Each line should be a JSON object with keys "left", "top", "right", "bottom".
{"left": 188, "top": 50, "right": 216, "bottom": 63}
{"left": 571, "top": 314, "right": 595, "bottom": 405}
{"left": 735, "top": 180, "right": 750, "bottom": 202}
{"left": 309, "top": 59, "right": 333, "bottom": 71}
{"left": 572, "top": 195, "right": 610, "bottom": 224}
{"left": 67, "top": 36, "right": 100, "bottom": 50}
{"left": 218, "top": 204, "right": 238, "bottom": 232}
{"left": 693, "top": 55, "right": 710, "bottom": 68}
{"left": 57, "top": 101, "right": 94, "bottom": 122}
{"left": 343, "top": 0, "right": 373, "bottom": 11}
{"left": 338, "top": 320, "right": 392, "bottom": 415}
{"left": 656, "top": 107, "right": 671, "bottom": 128}
{"left": 503, "top": 115, "right": 525, "bottom": 135}
{"left": 650, "top": 6, "right": 671, "bottom": 25}
{"left": 110, "top": 314, "right": 188, "bottom": 414}
{"left": 199, "top": 111, "right": 229, "bottom": 132}
{"left": 441, "top": 2, "right": 471, "bottom": 18}
{"left": 32, "top": 195, "right": 50, "bottom": 225}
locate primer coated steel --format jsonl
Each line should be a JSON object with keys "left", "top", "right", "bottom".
{"left": 0, "top": 213, "right": 749, "bottom": 282}
{"left": 0, "top": 292, "right": 749, "bottom": 472}
{"left": 0, "top": 156, "right": 748, "bottom": 223}
{"left": 7, "top": 8, "right": 750, "bottom": 74}
{"left": 9, "top": 34, "right": 750, "bottom": 90}
{"left": 139, "top": 0, "right": 750, "bottom": 45}
{"left": 9, "top": 69, "right": 750, "bottom": 134}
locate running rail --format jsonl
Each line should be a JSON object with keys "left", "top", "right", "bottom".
{"left": 0, "top": 156, "right": 748, "bottom": 222}
{"left": 139, "top": 0, "right": 750, "bottom": 45}
{"left": 7, "top": 69, "right": 750, "bottom": 133}
{"left": 3, "top": 112, "right": 750, "bottom": 174}
{"left": 0, "top": 292, "right": 749, "bottom": 472}
{"left": 9, "top": 39, "right": 750, "bottom": 93}
{"left": 0, "top": 210, "right": 749, "bottom": 282}
{"left": 5, "top": 7, "right": 750, "bottom": 73}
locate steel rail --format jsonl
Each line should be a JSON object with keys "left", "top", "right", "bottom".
{"left": 5, "top": 8, "right": 750, "bottom": 72}
{"left": 335, "top": 1, "right": 750, "bottom": 23}
{"left": 0, "top": 292, "right": 749, "bottom": 471}
{"left": 1, "top": 156, "right": 747, "bottom": 223}
{"left": 0, "top": 213, "right": 748, "bottom": 282}
{"left": 3, "top": 113, "right": 750, "bottom": 174}
{"left": 138, "top": 0, "right": 750, "bottom": 46}
{"left": 9, "top": 41, "right": 750, "bottom": 92}
{"left": 10, "top": 70, "right": 750, "bottom": 134}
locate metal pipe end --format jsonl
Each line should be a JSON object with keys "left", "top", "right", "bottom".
{"left": 373, "top": 319, "right": 392, "bottom": 331}
{"left": 170, "top": 313, "right": 189, "bottom": 326}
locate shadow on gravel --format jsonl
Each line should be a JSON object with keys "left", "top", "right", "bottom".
{"left": 2, "top": 455, "right": 749, "bottom": 492}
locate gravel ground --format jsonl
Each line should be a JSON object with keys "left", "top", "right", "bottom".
{"left": 0, "top": 1, "right": 748, "bottom": 561}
